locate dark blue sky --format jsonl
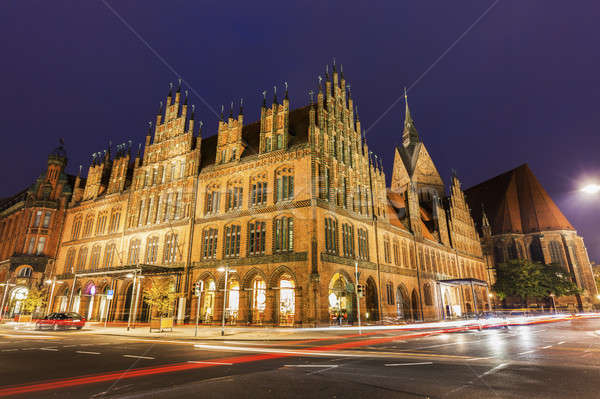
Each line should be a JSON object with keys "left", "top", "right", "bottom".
{"left": 2, "top": 1, "right": 599, "bottom": 259}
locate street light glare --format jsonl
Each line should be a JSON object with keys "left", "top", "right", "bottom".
{"left": 581, "top": 183, "right": 600, "bottom": 194}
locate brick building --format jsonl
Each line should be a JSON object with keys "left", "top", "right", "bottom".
{"left": 49, "top": 65, "right": 490, "bottom": 326}
{"left": 0, "top": 144, "right": 72, "bottom": 317}
{"left": 465, "top": 164, "right": 599, "bottom": 310}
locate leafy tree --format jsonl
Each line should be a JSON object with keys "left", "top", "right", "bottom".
{"left": 143, "top": 278, "right": 176, "bottom": 317}
{"left": 21, "top": 286, "right": 47, "bottom": 315}
{"left": 493, "top": 259, "right": 579, "bottom": 305}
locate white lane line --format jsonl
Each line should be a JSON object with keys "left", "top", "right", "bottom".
{"left": 542, "top": 345, "right": 553, "bottom": 349}
{"left": 518, "top": 350, "right": 534, "bottom": 355}
{"left": 479, "top": 362, "right": 509, "bottom": 378}
{"left": 76, "top": 351, "right": 101, "bottom": 355}
{"left": 1, "top": 349, "right": 18, "bottom": 352}
{"left": 123, "top": 355, "right": 155, "bottom": 360}
{"left": 385, "top": 362, "right": 433, "bottom": 367}
{"left": 284, "top": 364, "right": 338, "bottom": 368}
{"left": 223, "top": 341, "right": 269, "bottom": 346}
{"left": 40, "top": 347, "right": 59, "bottom": 351}
{"left": 466, "top": 356, "right": 493, "bottom": 361}
{"left": 63, "top": 345, "right": 77, "bottom": 348}
{"left": 557, "top": 341, "right": 566, "bottom": 345}
{"left": 187, "top": 361, "right": 233, "bottom": 365}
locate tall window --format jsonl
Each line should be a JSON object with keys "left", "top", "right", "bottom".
{"left": 83, "top": 215, "right": 94, "bottom": 237}
{"left": 226, "top": 184, "right": 243, "bottom": 211}
{"left": 402, "top": 243, "right": 409, "bottom": 267}
{"left": 174, "top": 190, "right": 183, "bottom": 219}
{"left": 393, "top": 241, "right": 400, "bottom": 265}
{"left": 137, "top": 199, "right": 146, "bottom": 226}
{"left": 251, "top": 182, "right": 267, "bottom": 206}
{"left": 386, "top": 283, "right": 394, "bottom": 305}
{"left": 342, "top": 178, "right": 348, "bottom": 208}
{"left": 324, "top": 217, "right": 338, "bottom": 254}
{"left": 108, "top": 209, "right": 121, "bottom": 233}
{"left": 549, "top": 241, "right": 564, "bottom": 266}
{"left": 96, "top": 212, "right": 107, "bottom": 235}
{"left": 163, "top": 233, "right": 178, "bottom": 264}
{"left": 202, "top": 228, "right": 218, "bottom": 259}
{"left": 89, "top": 246, "right": 101, "bottom": 270}
{"left": 71, "top": 216, "right": 82, "bottom": 240}
{"left": 205, "top": 186, "right": 221, "bottom": 214}
{"left": 224, "top": 225, "right": 241, "bottom": 258}
{"left": 248, "top": 221, "right": 266, "bottom": 256}
{"left": 36, "top": 236, "right": 46, "bottom": 255}
{"left": 318, "top": 165, "right": 329, "bottom": 200}
{"left": 383, "top": 238, "right": 391, "bottom": 263}
{"left": 274, "top": 217, "right": 294, "bottom": 253}
{"left": 423, "top": 283, "right": 433, "bottom": 306}
{"left": 128, "top": 239, "right": 140, "bottom": 265}
{"left": 42, "top": 212, "right": 52, "bottom": 228}
{"left": 65, "top": 249, "right": 76, "bottom": 272}
{"left": 342, "top": 223, "right": 354, "bottom": 257}
{"left": 357, "top": 228, "right": 369, "bottom": 260}
{"left": 33, "top": 210, "right": 42, "bottom": 227}
{"left": 145, "top": 236, "right": 159, "bottom": 264}
{"left": 104, "top": 244, "right": 117, "bottom": 268}
{"left": 275, "top": 168, "right": 294, "bottom": 202}
{"left": 27, "top": 237, "right": 36, "bottom": 254}
{"left": 76, "top": 247, "right": 87, "bottom": 271}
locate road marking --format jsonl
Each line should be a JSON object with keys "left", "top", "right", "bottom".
{"left": 518, "top": 350, "right": 534, "bottom": 355}
{"left": 479, "top": 362, "right": 509, "bottom": 377}
{"left": 542, "top": 345, "right": 552, "bottom": 349}
{"left": 187, "top": 361, "right": 233, "bottom": 365}
{"left": 385, "top": 362, "right": 433, "bottom": 367}
{"left": 557, "top": 341, "right": 565, "bottom": 345}
{"left": 123, "top": 355, "right": 155, "bottom": 360}
{"left": 1, "top": 349, "right": 18, "bottom": 352}
{"left": 284, "top": 364, "right": 338, "bottom": 368}
{"left": 76, "top": 351, "right": 101, "bottom": 355}
{"left": 63, "top": 345, "right": 77, "bottom": 348}
{"left": 465, "top": 356, "right": 494, "bottom": 361}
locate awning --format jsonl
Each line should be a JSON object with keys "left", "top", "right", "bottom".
{"left": 437, "top": 278, "right": 489, "bottom": 287}
{"left": 59, "top": 264, "right": 183, "bottom": 279}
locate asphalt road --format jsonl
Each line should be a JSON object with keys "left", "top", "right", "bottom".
{"left": 1, "top": 318, "right": 599, "bottom": 398}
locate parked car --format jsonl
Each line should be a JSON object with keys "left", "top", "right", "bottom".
{"left": 36, "top": 312, "right": 86, "bottom": 330}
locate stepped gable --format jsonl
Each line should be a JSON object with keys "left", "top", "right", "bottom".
{"left": 465, "top": 163, "right": 574, "bottom": 235}
{"left": 199, "top": 105, "right": 311, "bottom": 171}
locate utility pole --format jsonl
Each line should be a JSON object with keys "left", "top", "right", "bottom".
{"left": 355, "top": 260, "right": 362, "bottom": 335}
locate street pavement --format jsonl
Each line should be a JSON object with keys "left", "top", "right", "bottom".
{"left": 0, "top": 316, "right": 599, "bottom": 398}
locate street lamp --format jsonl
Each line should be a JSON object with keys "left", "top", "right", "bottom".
{"left": 581, "top": 183, "right": 600, "bottom": 195}
{"left": 44, "top": 278, "right": 63, "bottom": 315}
{"left": 217, "top": 266, "right": 232, "bottom": 336}
{"left": 549, "top": 293, "right": 557, "bottom": 314}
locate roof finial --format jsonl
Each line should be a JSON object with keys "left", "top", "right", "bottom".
{"left": 168, "top": 82, "right": 173, "bottom": 97}
{"left": 261, "top": 90, "right": 267, "bottom": 107}
{"left": 220, "top": 104, "right": 224, "bottom": 120}
{"left": 325, "top": 65, "right": 329, "bottom": 80}
{"left": 176, "top": 78, "right": 182, "bottom": 93}
{"left": 190, "top": 104, "right": 195, "bottom": 120}
{"left": 229, "top": 101, "right": 234, "bottom": 118}
{"left": 284, "top": 81, "right": 288, "bottom": 100}
{"left": 273, "top": 85, "right": 277, "bottom": 104}
{"left": 184, "top": 90, "right": 189, "bottom": 105}
{"left": 239, "top": 98, "right": 244, "bottom": 115}
{"left": 332, "top": 57, "right": 336, "bottom": 72}
{"left": 308, "top": 90, "right": 314, "bottom": 104}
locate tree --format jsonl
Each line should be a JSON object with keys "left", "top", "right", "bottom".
{"left": 493, "top": 259, "right": 579, "bottom": 305}
{"left": 143, "top": 278, "right": 176, "bottom": 317}
{"left": 21, "top": 286, "right": 47, "bottom": 315}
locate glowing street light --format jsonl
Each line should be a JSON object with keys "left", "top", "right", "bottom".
{"left": 581, "top": 183, "right": 600, "bottom": 195}
{"left": 217, "top": 266, "right": 233, "bottom": 336}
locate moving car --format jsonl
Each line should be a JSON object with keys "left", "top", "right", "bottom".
{"left": 36, "top": 312, "right": 86, "bottom": 330}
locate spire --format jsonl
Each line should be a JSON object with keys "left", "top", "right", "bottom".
{"left": 273, "top": 85, "right": 278, "bottom": 104}
{"left": 402, "top": 88, "right": 420, "bottom": 146}
{"left": 261, "top": 90, "right": 267, "bottom": 108}
{"left": 168, "top": 82, "right": 173, "bottom": 100}
{"left": 239, "top": 98, "right": 244, "bottom": 115}
{"left": 176, "top": 78, "right": 182, "bottom": 93}
{"left": 284, "top": 81, "right": 289, "bottom": 100}
{"left": 481, "top": 204, "right": 490, "bottom": 227}
{"left": 183, "top": 90, "right": 189, "bottom": 106}
{"left": 220, "top": 104, "right": 224, "bottom": 121}
{"left": 229, "top": 101, "right": 234, "bottom": 118}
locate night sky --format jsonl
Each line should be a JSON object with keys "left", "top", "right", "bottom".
{"left": 2, "top": 2, "right": 599, "bottom": 259}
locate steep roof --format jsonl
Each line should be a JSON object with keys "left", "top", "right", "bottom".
{"left": 465, "top": 163, "right": 574, "bottom": 235}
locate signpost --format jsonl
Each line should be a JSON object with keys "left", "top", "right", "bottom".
{"left": 104, "top": 289, "right": 114, "bottom": 328}
{"left": 355, "top": 261, "right": 362, "bottom": 335}
{"left": 194, "top": 282, "right": 202, "bottom": 337}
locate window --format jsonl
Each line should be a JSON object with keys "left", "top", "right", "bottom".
{"left": 251, "top": 182, "right": 267, "bottom": 206}
{"left": 202, "top": 228, "right": 218, "bottom": 259}
{"left": 276, "top": 134, "right": 283, "bottom": 150}
{"left": 83, "top": 215, "right": 94, "bottom": 237}
{"left": 104, "top": 244, "right": 117, "bottom": 268}
{"left": 71, "top": 216, "right": 82, "bottom": 240}
{"left": 163, "top": 233, "right": 178, "bottom": 264}
{"left": 76, "top": 247, "right": 87, "bottom": 271}
{"left": 265, "top": 137, "right": 272, "bottom": 152}
{"left": 174, "top": 190, "right": 183, "bottom": 219}
{"left": 65, "top": 249, "right": 76, "bottom": 272}
{"left": 274, "top": 217, "right": 294, "bottom": 253}
{"left": 383, "top": 238, "right": 391, "bottom": 263}
{"left": 224, "top": 225, "right": 241, "bottom": 258}
{"left": 248, "top": 221, "right": 266, "bottom": 256}
{"left": 163, "top": 194, "right": 171, "bottom": 221}
{"left": 89, "top": 246, "right": 101, "bottom": 270}
{"left": 179, "top": 160, "right": 185, "bottom": 178}
{"left": 206, "top": 186, "right": 221, "bottom": 214}
{"left": 18, "top": 267, "right": 32, "bottom": 277}
{"left": 275, "top": 168, "right": 294, "bottom": 202}
{"left": 386, "top": 283, "right": 394, "bottom": 305}
{"left": 128, "top": 239, "right": 140, "bottom": 265}
{"left": 27, "top": 237, "right": 36, "bottom": 254}
{"left": 358, "top": 228, "right": 369, "bottom": 260}
{"left": 145, "top": 237, "right": 159, "bottom": 264}
{"left": 318, "top": 165, "right": 329, "bottom": 200}
{"left": 108, "top": 209, "right": 121, "bottom": 233}
{"left": 402, "top": 243, "right": 409, "bottom": 267}
{"left": 226, "top": 184, "right": 243, "bottom": 211}
{"left": 36, "top": 236, "right": 46, "bottom": 255}
{"left": 146, "top": 197, "right": 155, "bottom": 225}
{"left": 96, "top": 212, "right": 107, "bottom": 235}
{"left": 393, "top": 241, "right": 400, "bottom": 265}
{"left": 324, "top": 217, "right": 338, "bottom": 254}
{"left": 549, "top": 241, "right": 564, "bottom": 266}
{"left": 423, "top": 283, "right": 433, "bottom": 306}
{"left": 42, "top": 212, "right": 52, "bottom": 228}
{"left": 342, "top": 178, "right": 348, "bottom": 208}
{"left": 33, "top": 211, "right": 42, "bottom": 227}
{"left": 342, "top": 223, "right": 354, "bottom": 257}
{"left": 332, "top": 135, "right": 338, "bottom": 158}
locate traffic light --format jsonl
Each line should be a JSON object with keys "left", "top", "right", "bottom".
{"left": 193, "top": 282, "right": 201, "bottom": 297}
{"left": 356, "top": 284, "right": 364, "bottom": 298}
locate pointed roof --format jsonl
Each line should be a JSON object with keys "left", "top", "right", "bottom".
{"left": 465, "top": 164, "right": 574, "bottom": 235}
{"left": 402, "top": 89, "right": 419, "bottom": 147}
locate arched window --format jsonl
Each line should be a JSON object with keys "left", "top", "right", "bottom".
{"left": 393, "top": 240, "right": 400, "bottom": 265}
{"left": 145, "top": 236, "right": 159, "bottom": 264}
{"left": 275, "top": 167, "right": 294, "bottom": 202}
{"left": 108, "top": 208, "right": 121, "bottom": 233}
{"left": 128, "top": 239, "right": 140, "bottom": 265}
{"left": 383, "top": 237, "right": 391, "bottom": 263}
{"left": 274, "top": 217, "right": 294, "bottom": 253}
{"left": 76, "top": 247, "right": 88, "bottom": 271}
{"left": 529, "top": 238, "right": 544, "bottom": 263}
{"left": 96, "top": 212, "right": 108, "bottom": 235}
{"left": 318, "top": 165, "right": 330, "bottom": 200}
{"left": 224, "top": 225, "right": 241, "bottom": 258}
{"left": 65, "top": 249, "right": 76, "bottom": 272}
{"left": 104, "top": 244, "right": 117, "bottom": 268}
{"left": 549, "top": 241, "right": 564, "bottom": 266}
{"left": 494, "top": 245, "right": 504, "bottom": 264}
{"left": 226, "top": 179, "right": 243, "bottom": 211}
{"left": 386, "top": 283, "right": 394, "bottom": 305}
{"left": 248, "top": 221, "right": 266, "bottom": 256}
{"left": 163, "top": 233, "right": 178, "bottom": 264}
{"left": 342, "top": 223, "right": 355, "bottom": 257}
{"left": 18, "top": 266, "right": 32, "bottom": 277}
{"left": 324, "top": 217, "right": 338, "bottom": 254}
{"left": 250, "top": 173, "right": 268, "bottom": 207}
{"left": 358, "top": 228, "right": 369, "bottom": 260}
{"left": 508, "top": 243, "right": 518, "bottom": 260}
{"left": 83, "top": 214, "right": 95, "bottom": 237}
{"left": 423, "top": 283, "right": 433, "bottom": 306}
{"left": 202, "top": 228, "right": 218, "bottom": 259}
{"left": 89, "top": 245, "right": 101, "bottom": 270}
{"left": 205, "top": 183, "right": 221, "bottom": 214}
{"left": 71, "top": 216, "right": 82, "bottom": 240}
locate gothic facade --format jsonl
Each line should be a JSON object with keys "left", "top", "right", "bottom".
{"left": 5, "top": 65, "right": 491, "bottom": 325}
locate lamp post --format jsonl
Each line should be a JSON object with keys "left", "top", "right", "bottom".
{"left": 44, "top": 278, "right": 62, "bottom": 315}
{"left": 217, "top": 266, "right": 231, "bottom": 337}
{"left": 354, "top": 261, "right": 362, "bottom": 335}
{"left": 549, "top": 293, "right": 557, "bottom": 314}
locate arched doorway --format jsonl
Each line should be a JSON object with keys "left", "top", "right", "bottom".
{"left": 226, "top": 280, "right": 240, "bottom": 325}
{"left": 10, "top": 287, "right": 28, "bottom": 316}
{"left": 328, "top": 273, "right": 353, "bottom": 323}
{"left": 411, "top": 289, "right": 420, "bottom": 321}
{"left": 84, "top": 282, "right": 96, "bottom": 320}
{"left": 278, "top": 277, "right": 295, "bottom": 326}
{"left": 72, "top": 289, "right": 81, "bottom": 314}
{"left": 98, "top": 286, "right": 109, "bottom": 322}
{"left": 365, "top": 277, "right": 379, "bottom": 321}
{"left": 251, "top": 277, "right": 266, "bottom": 324}
{"left": 396, "top": 285, "right": 410, "bottom": 320}
{"left": 202, "top": 280, "right": 215, "bottom": 322}
{"left": 122, "top": 284, "right": 133, "bottom": 321}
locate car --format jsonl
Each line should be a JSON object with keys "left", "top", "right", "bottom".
{"left": 36, "top": 312, "right": 86, "bottom": 331}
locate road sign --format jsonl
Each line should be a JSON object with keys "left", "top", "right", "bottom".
{"left": 106, "top": 289, "right": 114, "bottom": 300}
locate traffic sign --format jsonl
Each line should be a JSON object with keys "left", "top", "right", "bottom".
{"left": 106, "top": 289, "right": 114, "bottom": 300}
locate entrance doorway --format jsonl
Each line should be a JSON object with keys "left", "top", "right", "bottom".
{"left": 202, "top": 280, "right": 215, "bottom": 322}
{"left": 411, "top": 289, "right": 420, "bottom": 321}
{"left": 251, "top": 278, "right": 266, "bottom": 324}
{"left": 365, "top": 278, "right": 379, "bottom": 321}
{"left": 396, "top": 285, "right": 410, "bottom": 320}
{"left": 279, "top": 277, "right": 295, "bottom": 326}
{"left": 328, "top": 273, "right": 353, "bottom": 323}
